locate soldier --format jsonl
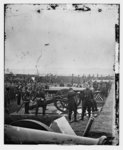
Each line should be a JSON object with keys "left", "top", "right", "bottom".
{"left": 93, "top": 81, "right": 98, "bottom": 91}
{"left": 35, "top": 88, "right": 46, "bottom": 116}
{"left": 16, "top": 87, "right": 22, "bottom": 105}
{"left": 100, "top": 82, "right": 107, "bottom": 99}
{"left": 23, "top": 87, "right": 30, "bottom": 114}
{"left": 5, "top": 87, "right": 10, "bottom": 106}
{"left": 91, "top": 98, "right": 98, "bottom": 112}
{"left": 67, "top": 88, "right": 77, "bottom": 122}
{"left": 5, "top": 87, "right": 10, "bottom": 114}
{"left": 81, "top": 85, "right": 93, "bottom": 120}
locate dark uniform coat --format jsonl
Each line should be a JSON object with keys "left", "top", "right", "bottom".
{"left": 35, "top": 90, "right": 46, "bottom": 115}
{"left": 67, "top": 90, "right": 77, "bottom": 121}
{"left": 23, "top": 90, "right": 30, "bottom": 114}
{"left": 80, "top": 88, "right": 93, "bottom": 120}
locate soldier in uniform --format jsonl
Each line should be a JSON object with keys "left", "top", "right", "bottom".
{"left": 23, "top": 87, "right": 30, "bottom": 114}
{"left": 100, "top": 82, "right": 107, "bottom": 99}
{"left": 5, "top": 87, "right": 10, "bottom": 114}
{"left": 5, "top": 87, "right": 10, "bottom": 107}
{"left": 93, "top": 81, "right": 98, "bottom": 91}
{"left": 80, "top": 85, "right": 93, "bottom": 120}
{"left": 67, "top": 88, "right": 77, "bottom": 122}
{"left": 35, "top": 88, "right": 46, "bottom": 116}
{"left": 16, "top": 87, "right": 22, "bottom": 105}
{"left": 91, "top": 97, "right": 98, "bottom": 112}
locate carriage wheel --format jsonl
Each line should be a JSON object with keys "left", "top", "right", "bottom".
{"left": 54, "top": 98, "right": 68, "bottom": 113}
{"left": 54, "top": 95, "right": 81, "bottom": 113}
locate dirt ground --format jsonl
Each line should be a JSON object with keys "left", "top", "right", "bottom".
{"left": 5, "top": 103, "right": 100, "bottom": 137}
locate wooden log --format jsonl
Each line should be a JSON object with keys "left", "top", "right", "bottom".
{"left": 83, "top": 116, "right": 94, "bottom": 137}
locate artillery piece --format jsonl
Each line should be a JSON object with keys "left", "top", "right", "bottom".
{"left": 53, "top": 88, "right": 81, "bottom": 113}
{"left": 43, "top": 87, "right": 104, "bottom": 113}
{"left": 17, "top": 86, "right": 103, "bottom": 114}
{"left": 28, "top": 88, "right": 81, "bottom": 114}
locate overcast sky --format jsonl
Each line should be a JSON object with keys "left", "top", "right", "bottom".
{"left": 5, "top": 4, "right": 118, "bottom": 76}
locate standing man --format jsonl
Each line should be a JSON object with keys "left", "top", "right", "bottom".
{"left": 16, "top": 87, "right": 22, "bottom": 105}
{"left": 5, "top": 87, "right": 11, "bottom": 106}
{"left": 67, "top": 88, "right": 77, "bottom": 122}
{"left": 5, "top": 87, "right": 10, "bottom": 114}
{"left": 91, "top": 97, "right": 98, "bottom": 112}
{"left": 35, "top": 88, "right": 46, "bottom": 116}
{"left": 81, "top": 85, "right": 93, "bottom": 120}
{"left": 93, "top": 81, "right": 98, "bottom": 91}
{"left": 23, "top": 87, "right": 30, "bottom": 114}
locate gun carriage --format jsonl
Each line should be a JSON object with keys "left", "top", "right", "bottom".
{"left": 17, "top": 86, "right": 104, "bottom": 114}
{"left": 28, "top": 87, "right": 82, "bottom": 113}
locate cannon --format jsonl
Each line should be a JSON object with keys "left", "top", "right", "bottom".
{"left": 5, "top": 124, "right": 107, "bottom": 144}
{"left": 17, "top": 86, "right": 103, "bottom": 114}
{"left": 28, "top": 88, "right": 81, "bottom": 113}
{"left": 53, "top": 88, "right": 81, "bottom": 113}
{"left": 43, "top": 87, "right": 104, "bottom": 113}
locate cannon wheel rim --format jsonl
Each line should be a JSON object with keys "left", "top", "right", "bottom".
{"left": 54, "top": 98, "right": 68, "bottom": 113}
{"left": 54, "top": 95, "right": 81, "bottom": 113}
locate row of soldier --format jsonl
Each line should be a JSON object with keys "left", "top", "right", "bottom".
{"left": 5, "top": 86, "right": 47, "bottom": 115}
{"left": 67, "top": 81, "right": 112, "bottom": 122}
{"left": 5, "top": 79, "right": 111, "bottom": 118}
{"left": 67, "top": 86, "right": 98, "bottom": 122}
{"left": 5, "top": 81, "right": 111, "bottom": 120}
{"left": 5, "top": 80, "right": 111, "bottom": 105}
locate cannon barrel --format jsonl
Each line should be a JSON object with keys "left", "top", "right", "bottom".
{"left": 5, "top": 125, "right": 107, "bottom": 145}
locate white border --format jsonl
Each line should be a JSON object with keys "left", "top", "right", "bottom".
{"left": 0, "top": 0, "right": 121, "bottom": 4}
{"left": 0, "top": 0, "right": 122, "bottom": 150}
